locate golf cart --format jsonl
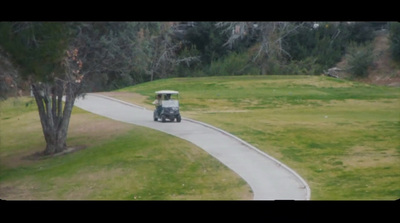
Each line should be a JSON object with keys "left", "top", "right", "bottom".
{"left": 153, "top": 90, "right": 181, "bottom": 123}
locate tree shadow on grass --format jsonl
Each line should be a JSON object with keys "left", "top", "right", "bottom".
{"left": 22, "top": 145, "right": 87, "bottom": 161}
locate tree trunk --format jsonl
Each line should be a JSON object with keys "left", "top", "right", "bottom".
{"left": 32, "top": 80, "right": 77, "bottom": 155}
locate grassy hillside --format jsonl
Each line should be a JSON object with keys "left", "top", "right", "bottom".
{"left": 0, "top": 97, "right": 252, "bottom": 200}
{"left": 116, "top": 75, "right": 400, "bottom": 200}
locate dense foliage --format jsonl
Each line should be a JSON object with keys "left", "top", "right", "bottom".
{"left": 0, "top": 21, "right": 397, "bottom": 94}
{"left": 345, "top": 42, "right": 375, "bottom": 77}
{"left": 0, "top": 22, "right": 69, "bottom": 82}
{"left": 389, "top": 22, "right": 400, "bottom": 61}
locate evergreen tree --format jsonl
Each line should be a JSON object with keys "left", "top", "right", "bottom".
{"left": 0, "top": 22, "right": 77, "bottom": 154}
{"left": 184, "top": 22, "right": 229, "bottom": 65}
{"left": 0, "top": 22, "right": 141, "bottom": 154}
{"left": 389, "top": 22, "right": 400, "bottom": 61}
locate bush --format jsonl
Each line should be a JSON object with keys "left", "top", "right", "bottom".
{"left": 389, "top": 22, "right": 400, "bottom": 61}
{"left": 207, "top": 52, "right": 259, "bottom": 76}
{"left": 284, "top": 57, "right": 324, "bottom": 75}
{"left": 345, "top": 42, "right": 374, "bottom": 77}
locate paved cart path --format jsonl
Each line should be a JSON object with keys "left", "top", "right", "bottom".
{"left": 73, "top": 93, "right": 310, "bottom": 200}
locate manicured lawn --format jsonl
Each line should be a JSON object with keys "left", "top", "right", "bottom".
{"left": 0, "top": 97, "right": 252, "bottom": 200}
{"left": 116, "top": 75, "right": 400, "bottom": 200}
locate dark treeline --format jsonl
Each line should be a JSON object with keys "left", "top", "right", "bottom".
{"left": 1, "top": 21, "right": 399, "bottom": 95}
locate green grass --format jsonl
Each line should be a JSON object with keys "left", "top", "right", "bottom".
{"left": 1, "top": 128, "right": 249, "bottom": 200}
{"left": 117, "top": 75, "right": 400, "bottom": 200}
{"left": 0, "top": 97, "right": 252, "bottom": 200}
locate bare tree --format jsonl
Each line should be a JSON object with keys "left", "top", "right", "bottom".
{"left": 216, "top": 22, "right": 303, "bottom": 74}
{"left": 71, "top": 22, "right": 138, "bottom": 90}
{"left": 147, "top": 23, "right": 186, "bottom": 81}
{"left": 134, "top": 22, "right": 200, "bottom": 82}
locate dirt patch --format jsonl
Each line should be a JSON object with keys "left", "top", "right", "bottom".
{"left": 364, "top": 33, "right": 400, "bottom": 87}
{"left": 1, "top": 106, "right": 134, "bottom": 169}
{"left": 342, "top": 146, "right": 399, "bottom": 168}
{"left": 22, "top": 145, "right": 87, "bottom": 161}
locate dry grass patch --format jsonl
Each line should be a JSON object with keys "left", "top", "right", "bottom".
{"left": 343, "top": 146, "right": 400, "bottom": 168}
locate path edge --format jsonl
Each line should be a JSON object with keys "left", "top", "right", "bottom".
{"left": 86, "top": 93, "right": 311, "bottom": 200}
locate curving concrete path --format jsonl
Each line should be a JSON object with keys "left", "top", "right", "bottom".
{"left": 73, "top": 93, "right": 311, "bottom": 200}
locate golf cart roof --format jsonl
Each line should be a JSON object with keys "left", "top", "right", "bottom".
{"left": 155, "top": 90, "right": 179, "bottom": 95}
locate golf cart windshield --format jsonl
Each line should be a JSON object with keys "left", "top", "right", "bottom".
{"left": 162, "top": 100, "right": 179, "bottom": 108}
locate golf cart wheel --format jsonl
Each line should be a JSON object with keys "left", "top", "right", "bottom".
{"left": 161, "top": 115, "right": 166, "bottom": 123}
{"left": 153, "top": 111, "right": 158, "bottom": 121}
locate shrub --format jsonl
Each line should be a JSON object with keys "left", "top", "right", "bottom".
{"left": 284, "top": 57, "right": 324, "bottom": 75}
{"left": 389, "top": 22, "right": 400, "bottom": 61}
{"left": 207, "top": 52, "right": 259, "bottom": 76}
{"left": 345, "top": 42, "right": 374, "bottom": 77}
